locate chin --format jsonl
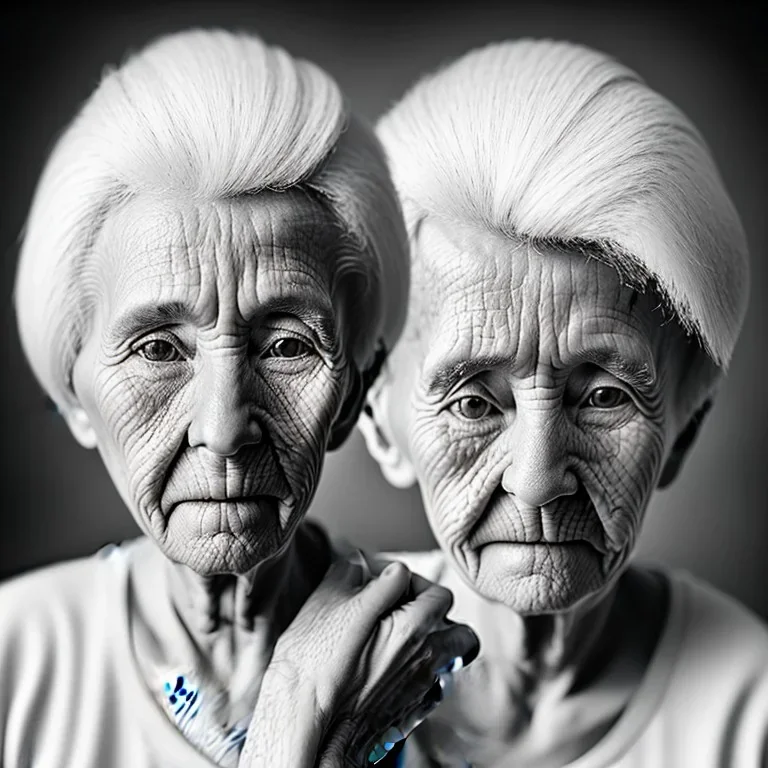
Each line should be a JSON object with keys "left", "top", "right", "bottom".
{"left": 471, "top": 541, "right": 612, "bottom": 614}
{"left": 161, "top": 532, "right": 284, "bottom": 575}
{"left": 154, "top": 496, "right": 296, "bottom": 574}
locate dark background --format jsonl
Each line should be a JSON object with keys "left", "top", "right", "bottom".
{"left": 2, "top": 2, "right": 766, "bottom": 618}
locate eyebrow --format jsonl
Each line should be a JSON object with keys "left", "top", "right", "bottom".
{"left": 424, "top": 347, "right": 656, "bottom": 396}
{"left": 425, "top": 355, "right": 510, "bottom": 395}
{"left": 107, "top": 296, "right": 338, "bottom": 351}
{"left": 573, "top": 346, "right": 657, "bottom": 389}
{"left": 109, "top": 301, "right": 192, "bottom": 343}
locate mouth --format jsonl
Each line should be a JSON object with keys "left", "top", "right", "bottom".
{"left": 169, "top": 496, "right": 280, "bottom": 537}
{"left": 169, "top": 493, "right": 280, "bottom": 507}
{"left": 196, "top": 495, "right": 275, "bottom": 503}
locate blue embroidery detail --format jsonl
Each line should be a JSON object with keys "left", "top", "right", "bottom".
{"left": 161, "top": 674, "right": 202, "bottom": 727}
{"left": 160, "top": 672, "right": 248, "bottom": 761}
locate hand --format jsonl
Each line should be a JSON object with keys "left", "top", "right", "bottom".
{"left": 239, "top": 554, "right": 479, "bottom": 768}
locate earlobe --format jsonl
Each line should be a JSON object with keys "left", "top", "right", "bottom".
{"left": 658, "top": 399, "right": 712, "bottom": 489}
{"left": 357, "top": 393, "right": 417, "bottom": 490}
{"left": 64, "top": 406, "right": 98, "bottom": 450}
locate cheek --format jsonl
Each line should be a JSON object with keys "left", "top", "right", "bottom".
{"left": 577, "top": 416, "right": 667, "bottom": 548}
{"left": 92, "top": 364, "right": 193, "bottom": 504}
{"left": 409, "top": 407, "right": 503, "bottom": 541}
{"left": 259, "top": 365, "right": 348, "bottom": 490}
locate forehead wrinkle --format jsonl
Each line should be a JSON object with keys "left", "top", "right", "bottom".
{"left": 414, "top": 221, "right": 673, "bottom": 396}
{"left": 106, "top": 194, "right": 345, "bottom": 337}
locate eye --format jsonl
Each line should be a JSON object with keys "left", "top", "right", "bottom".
{"left": 264, "top": 337, "right": 314, "bottom": 359}
{"left": 136, "top": 338, "right": 183, "bottom": 363}
{"left": 585, "top": 386, "right": 629, "bottom": 409}
{"left": 449, "top": 395, "right": 495, "bottom": 420}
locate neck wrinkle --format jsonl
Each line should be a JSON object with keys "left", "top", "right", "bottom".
{"left": 447, "top": 564, "right": 621, "bottom": 686}
{"left": 162, "top": 532, "right": 309, "bottom": 638}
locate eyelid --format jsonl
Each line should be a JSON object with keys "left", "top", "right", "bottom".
{"left": 257, "top": 330, "right": 323, "bottom": 364}
{"left": 261, "top": 328, "right": 318, "bottom": 348}
{"left": 131, "top": 329, "right": 189, "bottom": 357}
{"left": 444, "top": 374, "right": 496, "bottom": 401}
{"left": 443, "top": 385, "right": 501, "bottom": 415}
{"left": 580, "top": 382, "right": 635, "bottom": 411}
{"left": 261, "top": 315, "right": 330, "bottom": 354}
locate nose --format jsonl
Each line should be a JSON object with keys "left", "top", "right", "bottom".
{"left": 187, "top": 353, "right": 262, "bottom": 457}
{"left": 500, "top": 411, "right": 578, "bottom": 508}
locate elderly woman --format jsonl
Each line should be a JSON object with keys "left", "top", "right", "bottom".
{"left": 358, "top": 40, "right": 768, "bottom": 766}
{"left": 0, "top": 29, "right": 478, "bottom": 768}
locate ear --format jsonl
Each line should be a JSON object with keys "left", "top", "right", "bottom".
{"left": 356, "top": 373, "right": 417, "bottom": 489}
{"left": 658, "top": 399, "right": 712, "bottom": 489}
{"left": 62, "top": 403, "right": 98, "bottom": 450}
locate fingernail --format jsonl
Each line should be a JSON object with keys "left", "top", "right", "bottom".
{"left": 363, "top": 723, "right": 408, "bottom": 764}
{"left": 367, "top": 740, "right": 397, "bottom": 764}
{"left": 437, "top": 656, "right": 463, "bottom": 675}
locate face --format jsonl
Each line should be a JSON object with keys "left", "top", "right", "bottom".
{"left": 70, "top": 191, "right": 352, "bottom": 575}
{"left": 383, "top": 220, "right": 688, "bottom": 613}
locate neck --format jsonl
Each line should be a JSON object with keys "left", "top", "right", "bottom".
{"left": 164, "top": 537, "right": 306, "bottom": 638}
{"left": 128, "top": 525, "right": 331, "bottom": 719}
{"left": 469, "top": 580, "right": 621, "bottom": 689}
{"left": 434, "top": 564, "right": 667, "bottom": 766}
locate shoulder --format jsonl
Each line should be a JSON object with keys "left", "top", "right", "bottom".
{"left": 0, "top": 540, "right": 142, "bottom": 659}
{"left": 668, "top": 568, "right": 768, "bottom": 667}
{"left": 0, "top": 550, "right": 105, "bottom": 619}
{"left": 649, "top": 568, "right": 768, "bottom": 764}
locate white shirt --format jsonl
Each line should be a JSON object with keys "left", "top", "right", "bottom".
{"left": 1, "top": 542, "right": 765, "bottom": 767}
{"left": 0, "top": 540, "right": 221, "bottom": 768}
{"left": 392, "top": 552, "right": 768, "bottom": 768}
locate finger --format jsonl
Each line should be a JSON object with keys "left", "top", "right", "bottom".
{"left": 363, "top": 622, "right": 479, "bottom": 720}
{"left": 406, "top": 568, "right": 443, "bottom": 597}
{"left": 314, "top": 561, "right": 414, "bottom": 676}
{"left": 344, "top": 583, "right": 457, "bottom": 709}
{"left": 392, "top": 582, "right": 454, "bottom": 635}
{"left": 319, "top": 556, "right": 368, "bottom": 593}
{"left": 423, "top": 623, "right": 480, "bottom": 672}
{"left": 352, "top": 561, "right": 413, "bottom": 623}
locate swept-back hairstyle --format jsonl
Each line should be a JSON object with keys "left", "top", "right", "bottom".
{"left": 377, "top": 39, "right": 750, "bottom": 375}
{"left": 16, "top": 28, "right": 409, "bottom": 408}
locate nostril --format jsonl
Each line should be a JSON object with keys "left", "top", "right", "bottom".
{"left": 248, "top": 414, "right": 263, "bottom": 442}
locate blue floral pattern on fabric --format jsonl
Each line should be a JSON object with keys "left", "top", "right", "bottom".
{"left": 159, "top": 672, "right": 249, "bottom": 765}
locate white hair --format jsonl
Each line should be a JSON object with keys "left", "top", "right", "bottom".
{"left": 376, "top": 39, "right": 750, "bottom": 373}
{"left": 16, "top": 28, "right": 408, "bottom": 407}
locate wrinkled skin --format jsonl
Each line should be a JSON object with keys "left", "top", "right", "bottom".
{"left": 66, "top": 191, "right": 480, "bottom": 766}
{"left": 363, "top": 217, "right": 704, "bottom": 765}
{"left": 244, "top": 558, "right": 478, "bottom": 767}
{"left": 71, "top": 191, "right": 352, "bottom": 575}
{"left": 381, "top": 219, "right": 687, "bottom": 614}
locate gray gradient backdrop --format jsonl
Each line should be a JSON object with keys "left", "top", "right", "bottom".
{"left": 1, "top": 1, "right": 766, "bottom": 618}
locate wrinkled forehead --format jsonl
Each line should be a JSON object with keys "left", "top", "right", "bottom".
{"left": 91, "top": 190, "right": 344, "bottom": 311}
{"left": 409, "top": 217, "right": 681, "bottom": 368}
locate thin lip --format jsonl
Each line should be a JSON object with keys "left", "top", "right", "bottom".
{"left": 169, "top": 495, "right": 279, "bottom": 505}
{"left": 477, "top": 539, "right": 593, "bottom": 547}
